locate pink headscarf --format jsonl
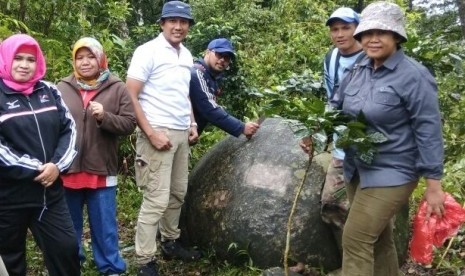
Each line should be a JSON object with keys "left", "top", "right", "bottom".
{"left": 0, "top": 34, "right": 46, "bottom": 95}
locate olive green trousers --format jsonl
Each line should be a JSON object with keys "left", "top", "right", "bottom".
{"left": 342, "top": 178, "right": 416, "bottom": 276}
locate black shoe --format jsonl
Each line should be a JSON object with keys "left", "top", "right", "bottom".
{"left": 137, "top": 260, "right": 159, "bottom": 276}
{"left": 160, "top": 239, "right": 201, "bottom": 262}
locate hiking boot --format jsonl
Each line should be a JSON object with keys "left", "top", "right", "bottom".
{"left": 137, "top": 260, "right": 159, "bottom": 276}
{"left": 160, "top": 239, "right": 201, "bottom": 262}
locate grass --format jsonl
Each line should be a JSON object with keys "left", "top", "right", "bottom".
{"left": 25, "top": 175, "right": 262, "bottom": 276}
{"left": 23, "top": 154, "right": 465, "bottom": 275}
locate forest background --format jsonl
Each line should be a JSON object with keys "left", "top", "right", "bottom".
{"left": 1, "top": 0, "right": 465, "bottom": 275}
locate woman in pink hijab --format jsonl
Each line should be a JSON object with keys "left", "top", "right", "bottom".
{"left": 0, "top": 34, "right": 80, "bottom": 276}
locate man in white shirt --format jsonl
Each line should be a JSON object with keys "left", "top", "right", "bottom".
{"left": 126, "top": 2, "right": 199, "bottom": 275}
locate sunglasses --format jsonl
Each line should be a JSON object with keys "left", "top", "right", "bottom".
{"left": 211, "top": 50, "right": 232, "bottom": 63}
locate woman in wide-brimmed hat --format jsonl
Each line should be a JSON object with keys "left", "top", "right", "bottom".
{"left": 332, "top": 2, "right": 445, "bottom": 275}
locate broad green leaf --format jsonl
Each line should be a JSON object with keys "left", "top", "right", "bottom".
{"left": 368, "top": 132, "right": 388, "bottom": 144}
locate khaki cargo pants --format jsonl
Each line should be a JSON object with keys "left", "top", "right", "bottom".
{"left": 134, "top": 128, "right": 190, "bottom": 265}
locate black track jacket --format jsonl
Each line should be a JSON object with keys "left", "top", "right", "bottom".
{"left": 0, "top": 79, "right": 77, "bottom": 210}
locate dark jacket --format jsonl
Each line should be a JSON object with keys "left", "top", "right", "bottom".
{"left": 189, "top": 59, "right": 244, "bottom": 137}
{"left": 57, "top": 74, "right": 136, "bottom": 177}
{"left": 0, "top": 80, "right": 77, "bottom": 210}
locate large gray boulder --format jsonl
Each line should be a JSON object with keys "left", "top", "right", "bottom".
{"left": 184, "top": 118, "right": 408, "bottom": 271}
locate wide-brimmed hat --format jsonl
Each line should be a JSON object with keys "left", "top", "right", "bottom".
{"left": 326, "top": 7, "right": 360, "bottom": 26}
{"left": 158, "top": 1, "right": 194, "bottom": 24}
{"left": 353, "top": 1, "right": 407, "bottom": 42}
{"left": 207, "top": 38, "right": 236, "bottom": 59}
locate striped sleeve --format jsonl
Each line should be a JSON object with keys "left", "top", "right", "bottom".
{"left": 45, "top": 82, "right": 77, "bottom": 172}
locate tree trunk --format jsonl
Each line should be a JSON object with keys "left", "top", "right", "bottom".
{"left": 18, "top": 0, "right": 26, "bottom": 22}
{"left": 457, "top": 0, "right": 465, "bottom": 38}
{"left": 357, "top": 0, "right": 364, "bottom": 13}
{"left": 42, "top": 2, "right": 57, "bottom": 36}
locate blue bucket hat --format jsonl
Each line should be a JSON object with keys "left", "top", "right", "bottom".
{"left": 158, "top": 1, "right": 194, "bottom": 24}
{"left": 326, "top": 7, "right": 360, "bottom": 26}
{"left": 207, "top": 38, "right": 236, "bottom": 59}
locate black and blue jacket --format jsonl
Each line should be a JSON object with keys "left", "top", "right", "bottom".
{"left": 189, "top": 59, "right": 244, "bottom": 137}
{"left": 0, "top": 79, "right": 77, "bottom": 210}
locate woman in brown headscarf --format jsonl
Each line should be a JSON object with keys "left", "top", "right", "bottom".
{"left": 57, "top": 37, "right": 136, "bottom": 276}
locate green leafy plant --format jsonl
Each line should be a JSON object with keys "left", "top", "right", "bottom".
{"left": 259, "top": 70, "right": 386, "bottom": 164}
{"left": 335, "top": 112, "right": 388, "bottom": 164}
{"left": 257, "top": 70, "right": 387, "bottom": 275}
{"left": 3, "top": 0, "right": 463, "bottom": 274}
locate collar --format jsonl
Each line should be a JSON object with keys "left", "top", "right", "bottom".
{"left": 382, "top": 48, "right": 404, "bottom": 70}
{"left": 195, "top": 58, "right": 223, "bottom": 81}
{"left": 158, "top": 33, "right": 185, "bottom": 51}
{"left": 0, "top": 79, "right": 42, "bottom": 95}
{"left": 360, "top": 48, "right": 405, "bottom": 71}
{"left": 340, "top": 48, "right": 363, "bottom": 58}
{"left": 62, "top": 74, "right": 117, "bottom": 92}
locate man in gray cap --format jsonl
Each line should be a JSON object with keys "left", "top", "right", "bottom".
{"left": 302, "top": 5, "right": 363, "bottom": 242}
{"left": 297, "top": 6, "right": 363, "bottom": 274}
{"left": 126, "top": 1, "right": 199, "bottom": 275}
{"left": 321, "top": 6, "right": 364, "bottom": 251}
{"left": 190, "top": 38, "right": 259, "bottom": 139}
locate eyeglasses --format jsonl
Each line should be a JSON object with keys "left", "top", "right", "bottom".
{"left": 212, "top": 51, "right": 232, "bottom": 63}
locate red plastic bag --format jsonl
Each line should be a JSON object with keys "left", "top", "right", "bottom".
{"left": 409, "top": 193, "right": 465, "bottom": 265}
{"left": 409, "top": 200, "right": 434, "bottom": 264}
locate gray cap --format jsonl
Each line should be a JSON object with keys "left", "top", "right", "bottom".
{"left": 326, "top": 7, "right": 360, "bottom": 26}
{"left": 353, "top": 2, "right": 407, "bottom": 42}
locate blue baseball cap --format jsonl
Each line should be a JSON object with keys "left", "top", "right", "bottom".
{"left": 158, "top": 1, "right": 194, "bottom": 24}
{"left": 207, "top": 38, "right": 236, "bottom": 58}
{"left": 326, "top": 7, "right": 360, "bottom": 26}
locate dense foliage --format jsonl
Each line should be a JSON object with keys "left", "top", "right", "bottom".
{"left": 1, "top": 0, "right": 465, "bottom": 274}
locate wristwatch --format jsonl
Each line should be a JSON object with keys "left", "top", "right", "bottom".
{"left": 190, "top": 122, "right": 198, "bottom": 127}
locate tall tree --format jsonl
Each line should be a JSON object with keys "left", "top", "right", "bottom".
{"left": 457, "top": 0, "right": 465, "bottom": 37}
{"left": 357, "top": 0, "right": 364, "bottom": 12}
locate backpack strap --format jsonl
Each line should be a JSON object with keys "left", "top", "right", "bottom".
{"left": 352, "top": 51, "right": 367, "bottom": 70}
{"left": 325, "top": 48, "right": 341, "bottom": 98}
{"left": 324, "top": 48, "right": 333, "bottom": 75}
{"left": 349, "top": 51, "right": 367, "bottom": 76}
{"left": 346, "top": 51, "right": 367, "bottom": 83}
{"left": 332, "top": 50, "right": 342, "bottom": 88}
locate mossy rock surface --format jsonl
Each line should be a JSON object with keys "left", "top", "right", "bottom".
{"left": 184, "top": 118, "right": 409, "bottom": 270}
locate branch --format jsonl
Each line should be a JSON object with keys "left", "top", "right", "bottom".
{"left": 283, "top": 149, "right": 314, "bottom": 276}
